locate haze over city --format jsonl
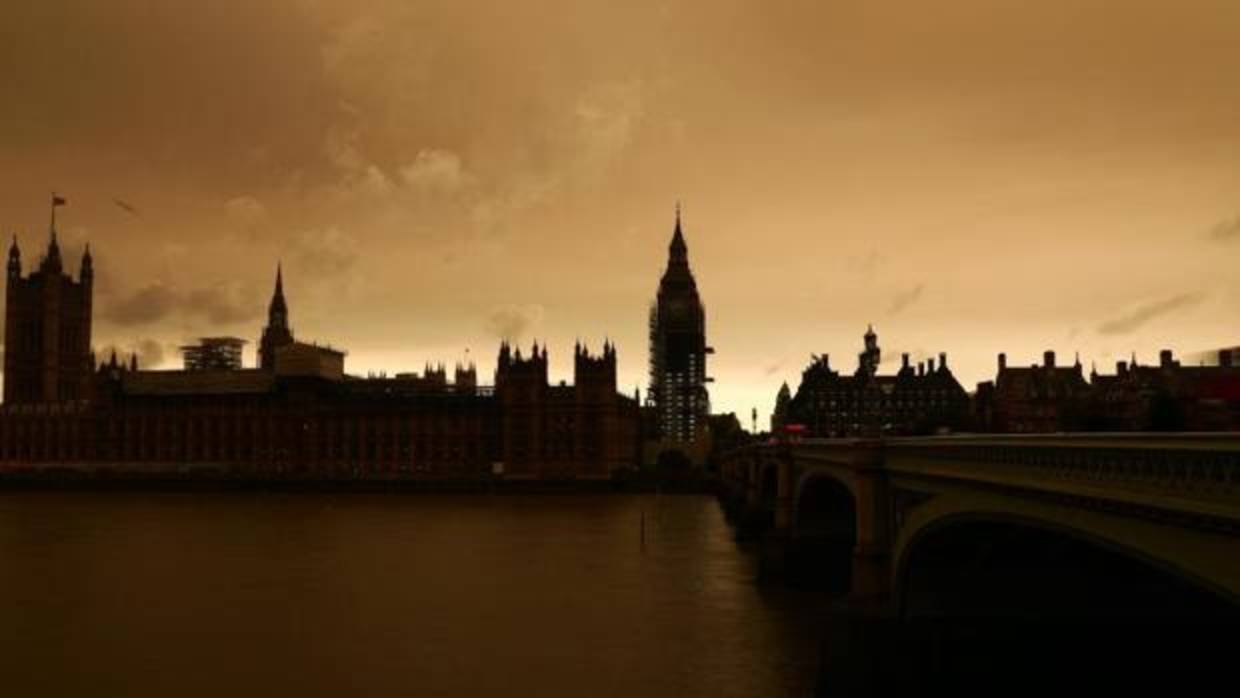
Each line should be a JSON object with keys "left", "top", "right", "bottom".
{"left": 3, "top": 1, "right": 1239, "bottom": 422}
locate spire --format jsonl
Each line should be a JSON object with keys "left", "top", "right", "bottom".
{"left": 80, "top": 242, "right": 93, "bottom": 281}
{"left": 7, "top": 234, "right": 20, "bottom": 278}
{"left": 44, "top": 193, "right": 65, "bottom": 273}
{"left": 268, "top": 262, "right": 288, "bottom": 327}
{"left": 44, "top": 228, "right": 62, "bottom": 273}
{"left": 668, "top": 203, "right": 688, "bottom": 264}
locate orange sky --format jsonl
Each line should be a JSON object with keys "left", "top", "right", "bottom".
{"left": 2, "top": 1, "right": 1239, "bottom": 425}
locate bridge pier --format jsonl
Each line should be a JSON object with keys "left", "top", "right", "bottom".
{"left": 756, "top": 458, "right": 798, "bottom": 580}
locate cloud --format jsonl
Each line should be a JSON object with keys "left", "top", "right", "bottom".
{"left": 485, "top": 304, "right": 545, "bottom": 342}
{"left": 290, "top": 226, "right": 360, "bottom": 278}
{"left": 401, "top": 149, "right": 471, "bottom": 195}
{"left": 762, "top": 359, "right": 787, "bottom": 376}
{"left": 224, "top": 196, "right": 267, "bottom": 226}
{"left": 103, "top": 281, "right": 259, "bottom": 328}
{"left": 849, "top": 250, "right": 885, "bottom": 276}
{"left": 1208, "top": 215, "right": 1240, "bottom": 242}
{"left": 185, "top": 282, "right": 259, "bottom": 326}
{"left": 103, "top": 282, "right": 180, "bottom": 326}
{"left": 321, "top": 124, "right": 395, "bottom": 200}
{"left": 888, "top": 284, "right": 925, "bottom": 315}
{"left": 1097, "top": 292, "right": 1205, "bottom": 335}
{"left": 570, "top": 80, "right": 645, "bottom": 182}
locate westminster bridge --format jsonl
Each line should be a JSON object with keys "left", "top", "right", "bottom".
{"left": 718, "top": 434, "right": 1240, "bottom": 689}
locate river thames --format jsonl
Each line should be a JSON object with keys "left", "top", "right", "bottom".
{"left": 0, "top": 492, "right": 828, "bottom": 697}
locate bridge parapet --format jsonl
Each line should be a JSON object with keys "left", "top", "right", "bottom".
{"left": 718, "top": 434, "right": 1240, "bottom": 601}
{"left": 887, "top": 436, "right": 1235, "bottom": 495}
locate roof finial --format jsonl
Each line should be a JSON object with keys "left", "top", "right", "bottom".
{"left": 49, "top": 192, "right": 66, "bottom": 238}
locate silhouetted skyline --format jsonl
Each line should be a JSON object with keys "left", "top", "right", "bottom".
{"left": 2, "top": 1, "right": 1238, "bottom": 422}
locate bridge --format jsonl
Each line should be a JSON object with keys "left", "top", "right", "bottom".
{"left": 718, "top": 435, "right": 1240, "bottom": 688}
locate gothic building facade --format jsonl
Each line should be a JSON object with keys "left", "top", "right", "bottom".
{"left": 648, "top": 209, "right": 711, "bottom": 445}
{"left": 776, "top": 327, "right": 971, "bottom": 437}
{"left": 4, "top": 226, "right": 94, "bottom": 405}
{"left": 0, "top": 217, "right": 640, "bottom": 479}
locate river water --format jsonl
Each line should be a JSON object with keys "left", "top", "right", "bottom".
{"left": 0, "top": 492, "right": 828, "bottom": 697}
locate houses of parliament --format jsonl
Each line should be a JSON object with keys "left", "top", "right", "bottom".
{"left": 0, "top": 202, "right": 720, "bottom": 479}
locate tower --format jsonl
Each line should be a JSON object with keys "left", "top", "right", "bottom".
{"left": 258, "top": 264, "right": 294, "bottom": 370}
{"left": 648, "top": 206, "right": 711, "bottom": 444}
{"left": 857, "top": 325, "right": 881, "bottom": 378}
{"left": 495, "top": 341, "right": 549, "bottom": 475}
{"left": 3, "top": 198, "right": 95, "bottom": 404}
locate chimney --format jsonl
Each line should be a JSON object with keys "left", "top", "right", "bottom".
{"left": 917, "top": 362, "right": 924, "bottom": 377}
{"left": 1044, "top": 350, "right": 1056, "bottom": 368}
{"left": 927, "top": 357, "right": 936, "bottom": 372}
{"left": 1221, "top": 350, "right": 1234, "bottom": 368}
{"left": 939, "top": 352, "right": 947, "bottom": 370}
{"left": 998, "top": 353, "right": 1007, "bottom": 371}
{"left": 1159, "top": 349, "right": 1174, "bottom": 368}
{"left": 902, "top": 353, "right": 910, "bottom": 370}
{"left": 1118, "top": 361, "right": 1128, "bottom": 376}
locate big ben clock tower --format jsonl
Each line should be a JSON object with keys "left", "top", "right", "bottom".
{"left": 648, "top": 206, "right": 712, "bottom": 448}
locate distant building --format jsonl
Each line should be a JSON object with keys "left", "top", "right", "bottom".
{"left": 771, "top": 381, "right": 792, "bottom": 432}
{"left": 781, "top": 327, "right": 970, "bottom": 437}
{"left": 973, "top": 348, "right": 1240, "bottom": 433}
{"left": 1084, "top": 349, "right": 1240, "bottom": 431}
{"left": 648, "top": 207, "right": 712, "bottom": 447}
{"left": 0, "top": 219, "right": 641, "bottom": 478}
{"left": 496, "top": 341, "right": 640, "bottom": 478}
{"left": 973, "top": 351, "right": 1091, "bottom": 433}
{"left": 258, "top": 265, "right": 294, "bottom": 371}
{"left": 4, "top": 226, "right": 93, "bottom": 404}
{"left": 181, "top": 337, "right": 246, "bottom": 372}
{"left": 274, "top": 341, "right": 345, "bottom": 381}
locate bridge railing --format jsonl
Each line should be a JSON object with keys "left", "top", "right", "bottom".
{"left": 885, "top": 439, "right": 1240, "bottom": 498}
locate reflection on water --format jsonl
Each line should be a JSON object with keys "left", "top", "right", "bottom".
{"left": 0, "top": 493, "right": 828, "bottom": 697}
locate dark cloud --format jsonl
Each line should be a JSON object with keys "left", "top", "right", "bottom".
{"left": 289, "top": 227, "right": 360, "bottom": 278}
{"left": 485, "top": 304, "right": 544, "bottom": 342}
{"left": 888, "top": 284, "right": 925, "bottom": 316}
{"left": 185, "top": 285, "right": 260, "bottom": 326}
{"left": 1208, "top": 215, "right": 1240, "bottom": 242}
{"left": 762, "top": 359, "right": 786, "bottom": 376}
{"left": 103, "top": 282, "right": 259, "bottom": 328}
{"left": 1097, "top": 292, "right": 1205, "bottom": 335}
{"left": 103, "top": 282, "right": 179, "bottom": 326}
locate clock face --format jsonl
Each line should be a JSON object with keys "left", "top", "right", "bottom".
{"left": 667, "top": 298, "right": 689, "bottom": 318}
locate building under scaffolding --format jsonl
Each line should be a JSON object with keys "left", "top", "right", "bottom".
{"left": 180, "top": 337, "right": 246, "bottom": 371}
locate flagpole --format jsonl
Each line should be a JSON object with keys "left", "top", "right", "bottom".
{"left": 49, "top": 193, "right": 66, "bottom": 238}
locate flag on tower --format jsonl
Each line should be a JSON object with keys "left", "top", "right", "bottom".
{"left": 52, "top": 194, "right": 66, "bottom": 207}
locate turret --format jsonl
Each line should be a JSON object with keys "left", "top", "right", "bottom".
{"left": 258, "top": 263, "right": 295, "bottom": 370}
{"left": 41, "top": 228, "right": 62, "bottom": 274}
{"left": 80, "top": 243, "right": 93, "bottom": 285}
{"left": 7, "top": 235, "right": 20, "bottom": 281}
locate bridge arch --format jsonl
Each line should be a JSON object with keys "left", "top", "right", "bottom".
{"left": 758, "top": 461, "right": 779, "bottom": 506}
{"left": 787, "top": 470, "right": 859, "bottom": 591}
{"left": 894, "top": 507, "right": 1240, "bottom": 621}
